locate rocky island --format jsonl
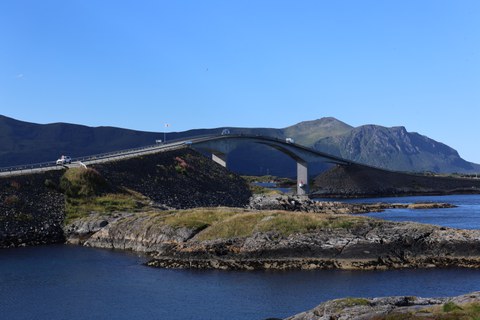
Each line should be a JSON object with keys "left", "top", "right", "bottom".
{"left": 64, "top": 195, "right": 479, "bottom": 271}
{"left": 283, "top": 291, "right": 480, "bottom": 320}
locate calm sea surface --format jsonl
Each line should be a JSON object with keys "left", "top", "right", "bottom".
{"left": 314, "top": 194, "right": 480, "bottom": 229}
{"left": 1, "top": 195, "right": 480, "bottom": 320}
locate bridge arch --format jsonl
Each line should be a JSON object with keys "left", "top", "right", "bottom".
{"left": 190, "top": 135, "right": 351, "bottom": 195}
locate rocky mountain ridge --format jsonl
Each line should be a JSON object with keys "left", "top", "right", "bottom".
{"left": 314, "top": 124, "right": 477, "bottom": 172}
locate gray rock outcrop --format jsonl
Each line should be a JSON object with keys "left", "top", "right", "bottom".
{"left": 285, "top": 292, "right": 480, "bottom": 320}
{"left": 248, "top": 194, "right": 455, "bottom": 214}
{"left": 65, "top": 209, "right": 480, "bottom": 271}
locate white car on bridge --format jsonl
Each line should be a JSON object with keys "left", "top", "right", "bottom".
{"left": 56, "top": 155, "right": 72, "bottom": 165}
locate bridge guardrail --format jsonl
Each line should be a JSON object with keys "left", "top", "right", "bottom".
{"left": 0, "top": 134, "right": 217, "bottom": 175}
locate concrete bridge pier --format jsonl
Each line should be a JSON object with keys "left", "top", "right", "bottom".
{"left": 212, "top": 152, "right": 227, "bottom": 168}
{"left": 297, "top": 160, "right": 309, "bottom": 195}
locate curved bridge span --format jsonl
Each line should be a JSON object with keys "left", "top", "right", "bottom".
{"left": 189, "top": 135, "right": 354, "bottom": 195}
{"left": 0, "top": 134, "right": 355, "bottom": 195}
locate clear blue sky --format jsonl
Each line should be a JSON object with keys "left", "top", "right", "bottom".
{"left": 1, "top": 1, "right": 479, "bottom": 161}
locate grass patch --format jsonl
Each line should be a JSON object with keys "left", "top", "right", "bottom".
{"left": 242, "top": 175, "right": 294, "bottom": 194}
{"left": 337, "top": 297, "right": 370, "bottom": 307}
{"left": 164, "top": 208, "right": 243, "bottom": 230}
{"left": 63, "top": 204, "right": 374, "bottom": 242}
{"left": 258, "top": 213, "right": 360, "bottom": 235}
{"left": 249, "top": 184, "right": 282, "bottom": 195}
{"left": 196, "top": 212, "right": 266, "bottom": 240}
{"left": 381, "top": 302, "right": 480, "bottom": 320}
{"left": 197, "top": 211, "right": 368, "bottom": 240}
{"left": 61, "top": 167, "right": 152, "bottom": 225}
{"left": 442, "top": 302, "right": 463, "bottom": 313}
{"left": 60, "top": 168, "right": 108, "bottom": 197}
{"left": 65, "top": 193, "right": 148, "bottom": 225}
{"left": 241, "top": 175, "right": 278, "bottom": 183}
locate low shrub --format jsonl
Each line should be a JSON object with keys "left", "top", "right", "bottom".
{"left": 60, "top": 168, "right": 107, "bottom": 197}
{"left": 442, "top": 302, "right": 462, "bottom": 313}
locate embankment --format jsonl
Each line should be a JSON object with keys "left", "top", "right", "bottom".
{"left": 0, "top": 149, "right": 251, "bottom": 248}
{"left": 313, "top": 164, "right": 480, "bottom": 197}
{"left": 0, "top": 171, "right": 65, "bottom": 247}
{"left": 89, "top": 148, "right": 251, "bottom": 209}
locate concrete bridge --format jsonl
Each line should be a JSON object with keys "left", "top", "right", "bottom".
{"left": 0, "top": 134, "right": 354, "bottom": 195}
{"left": 189, "top": 134, "right": 353, "bottom": 195}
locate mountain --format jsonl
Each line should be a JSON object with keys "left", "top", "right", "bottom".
{"left": 283, "top": 117, "right": 353, "bottom": 145}
{"left": 313, "top": 125, "right": 480, "bottom": 173}
{"left": 0, "top": 114, "right": 478, "bottom": 175}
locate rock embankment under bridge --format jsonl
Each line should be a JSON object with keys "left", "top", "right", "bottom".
{"left": 313, "top": 163, "right": 480, "bottom": 197}
{"left": 0, "top": 149, "right": 252, "bottom": 248}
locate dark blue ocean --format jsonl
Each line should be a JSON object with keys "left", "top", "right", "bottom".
{"left": 315, "top": 194, "right": 480, "bottom": 229}
{"left": 1, "top": 195, "right": 480, "bottom": 320}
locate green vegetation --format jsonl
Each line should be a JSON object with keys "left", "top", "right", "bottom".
{"left": 64, "top": 193, "right": 148, "bottom": 225}
{"left": 336, "top": 298, "right": 370, "bottom": 308}
{"left": 249, "top": 184, "right": 282, "bottom": 195}
{"left": 196, "top": 212, "right": 266, "bottom": 240}
{"left": 241, "top": 175, "right": 294, "bottom": 195}
{"left": 61, "top": 168, "right": 151, "bottom": 225}
{"left": 174, "top": 156, "right": 189, "bottom": 174}
{"left": 241, "top": 175, "right": 278, "bottom": 183}
{"left": 241, "top": 175, "right": 294, "bottom": 186}
{"left": 84, "top": 207, "right": 369, "bottom": 241}
{"left": 60, "top": 168, "right": 107, "bottom": 198}
{"left": 163, "top": 208, "right": 243, "bottom": 230}
{"left": 195, "top": 210, "right": 367, "bottom": 241}
{"left": 442, "top": 302, "right": 463, "bottom": 313}
{"left": 380, "top": 302, "right": 480, "bottom": 320}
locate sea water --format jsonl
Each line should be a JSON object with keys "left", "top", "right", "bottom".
{"left": 1, "top": 195, "right": 480, "bottom": 320}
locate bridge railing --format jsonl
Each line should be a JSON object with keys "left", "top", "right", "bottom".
{"left": 0, "top": 161, "right": 59, "bottom": 174}
{"left": 0, "top": 133, "right": 340, "bottom": 175}
{"left": 0, "top": 134, "right": 217, "bottom": 175}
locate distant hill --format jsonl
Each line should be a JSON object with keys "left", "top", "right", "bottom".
{"left": 0, "top": 114, "right": 478, "bottom": 175}
{"left": 313, "top": 125, "right": 480, "bottom": 173}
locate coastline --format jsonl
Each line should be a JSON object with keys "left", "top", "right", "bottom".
{"left": 62, "top": 196, "right": 480, "bottom": 272}
{"left": 284, "top": 291, "right": 480, "bottom": 320}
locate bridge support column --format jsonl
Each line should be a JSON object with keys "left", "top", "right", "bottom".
{"left": 212, "top": 152, "right": 227, "bottom": 168}
{"left": 297, "top": 160, "right": 309, "bottom": 195}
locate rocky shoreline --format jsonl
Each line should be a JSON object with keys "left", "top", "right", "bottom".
{"left": 284, "top": 291, "right": 480, "bottom": 320}
{"left": 248, "top": 194, "right": 456, "bottom": 213}
{"left": 63, "top": 196, "right": 480, "bottom": 271}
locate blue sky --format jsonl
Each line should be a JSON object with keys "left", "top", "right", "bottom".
{"left": 1, "top": 1, "right": 479, "bottom": 161}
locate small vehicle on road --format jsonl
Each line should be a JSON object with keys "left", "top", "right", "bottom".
{"left": 56, "top": 155, "right": 72, "bottom": 165}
